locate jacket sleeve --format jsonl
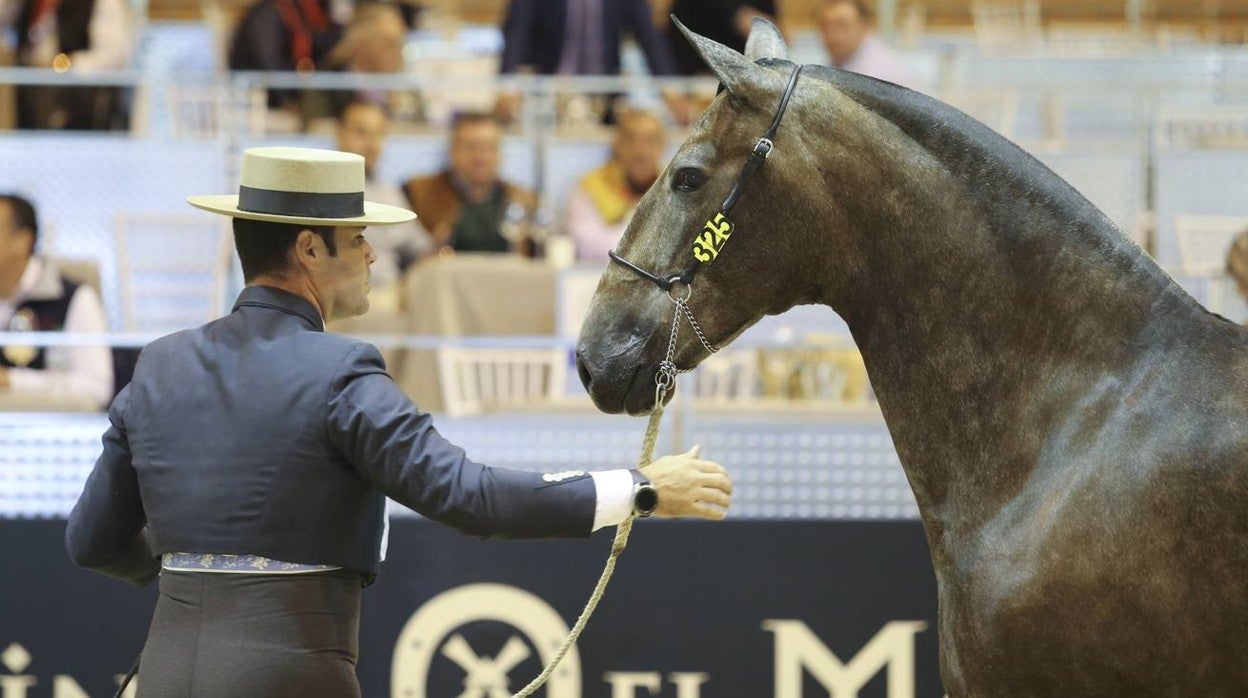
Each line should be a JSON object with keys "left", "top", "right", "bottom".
{"left": 65, "top": 385, "right": 160, "bottom": 586}
{"left": 326, "top": 343, "right": 597, "bottom": 539}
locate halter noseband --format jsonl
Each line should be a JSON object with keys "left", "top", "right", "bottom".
{"left": 607, "top": 63, "right": 804, "bottom": 294}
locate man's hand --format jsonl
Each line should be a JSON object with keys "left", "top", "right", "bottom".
{"left": 642, "top": 445, "right": 732, "bottom": 520}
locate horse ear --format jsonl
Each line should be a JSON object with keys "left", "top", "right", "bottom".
{"left": 672, "top": 15, "right": 764, "bottom": 98}
{"left": 743, "top": 16, "right": 788, "bottom": 62}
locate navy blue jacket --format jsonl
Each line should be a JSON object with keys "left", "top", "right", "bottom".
{"left": 65, "top": 286, "right": 597, "bottom": 585}
{"left": 499, "top": 0, "right": 676, "bottom": 76}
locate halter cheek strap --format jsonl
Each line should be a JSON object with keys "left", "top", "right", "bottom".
{"left": 607, "top": 63, "right": 804, "bottom": 294}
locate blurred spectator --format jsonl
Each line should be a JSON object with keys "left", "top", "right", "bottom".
{"left": 5, "top": 0, "right": 135, "bottom": 129}
{"left": 1228, "top": 229, "right": 1248, "bottom": 306}
{"left": 817, "top": 0, "right": 910, "bottom": 86}
{"left": 402, "top": 112, "right": 536, "bottom": 254}
{"left": 301, "top": 1, "right": 421, "bottom": 129}
{"left": 228, "top": 0, "right": 343, "bottom": 110}
{"left": 0, "top": 194, "right": 111, "bottom": 407}
{"left": 666, "top": 0, "right": 777, "bottom": 76}
{"left": 495, "top": 0, "right": 690, "bottom": 125}
{"left": 563, "top": 110, "right": 666, "bottom": 261}
{"left": 334, "top": 99, "right": 434, "bottom": 288}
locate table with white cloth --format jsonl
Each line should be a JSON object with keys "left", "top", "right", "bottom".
{"left": 328, "top": 253, "right": 559, "bottom": 413}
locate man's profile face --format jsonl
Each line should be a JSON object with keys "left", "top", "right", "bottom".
{"left": 0, "top": 201, "right": 34, "bottom": 281}
{"left": 315, "top": 226, "right": 375, "bottom": 321}
{"left": 336, "top": 103, "right": 388, "bottom": 178}
{"left": 449, "top": 120, "right": 503, "bottom": 189}
{"left": 819, "top": 1, "right": 869, "bottom": 67}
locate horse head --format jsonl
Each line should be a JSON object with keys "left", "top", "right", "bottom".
{"left": 576, "top": 18, "right": 871, "bottom": 415}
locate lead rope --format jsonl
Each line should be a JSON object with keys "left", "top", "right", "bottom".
{"left": 511, "top": 290, "right": 715, "bottom": 698}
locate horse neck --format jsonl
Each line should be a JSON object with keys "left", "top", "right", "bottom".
{"left": 798, "top": 114, "right": 1201, "bottom": 528}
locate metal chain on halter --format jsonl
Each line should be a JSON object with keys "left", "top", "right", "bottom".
{"left": 511, "top": 289, "right": 716, "bottom": 698}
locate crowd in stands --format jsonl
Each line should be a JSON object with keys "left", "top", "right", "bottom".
{"left": 6, "top": 0, "right": 1244, "bottom": 411}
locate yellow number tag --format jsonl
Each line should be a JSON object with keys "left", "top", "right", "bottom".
{"left": 691, "top": 213, "right": 734, "bottom": 263}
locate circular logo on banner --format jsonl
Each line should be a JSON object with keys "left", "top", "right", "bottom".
{"left": 391, "top": 583, "right": 581, "bottom": 698}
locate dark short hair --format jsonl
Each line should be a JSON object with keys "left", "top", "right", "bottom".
{"left": 450, "top": 110, "right": 501, "bottom": 134}
{"left": 233, "top": 218, "right": 337, "bottom": 282}
{"left": 334, "top": 97, "right": 391, "bottom": 124}
{"left": 0, "top": 194, "right": 38, "bottom": 248}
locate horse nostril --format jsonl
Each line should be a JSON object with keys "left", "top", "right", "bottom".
{"left": 575, "top": 351, "right": 594, "bottom": 389}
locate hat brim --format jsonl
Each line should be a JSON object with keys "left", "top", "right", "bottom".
{"left": 186, "top": 195, "right": 416, "bottom": 227}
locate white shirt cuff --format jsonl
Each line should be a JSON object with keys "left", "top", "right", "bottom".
{"left": 590, "top": 469, "right": 636, "bottom": 532}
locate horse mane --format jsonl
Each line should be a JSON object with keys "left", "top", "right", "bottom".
{"left": 797, "top": 62, "right": 1175, "bottom": 290}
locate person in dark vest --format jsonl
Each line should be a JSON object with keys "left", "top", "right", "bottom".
{"left": 9, "top": 0, "right": 135, "bottom": 129}
{"left": 0, "top": 194, "right": 112, "bottom": 407}
{"left": 65, "top": 147, "right": 733, "bottom": 697}
{"left": 403, "top": 111, "right": 537, "bottom": 254}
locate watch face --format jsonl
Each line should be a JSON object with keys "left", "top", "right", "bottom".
{"left": 635, "top": 485, "right": 659, "bottom": 515}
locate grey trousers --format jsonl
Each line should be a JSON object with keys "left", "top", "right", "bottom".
{"left": 136, "top": 568, "right": 363, "bottom": 698}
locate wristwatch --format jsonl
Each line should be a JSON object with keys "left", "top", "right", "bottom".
{"left": 632, "top": 471, "right": 659, "bottom": 518}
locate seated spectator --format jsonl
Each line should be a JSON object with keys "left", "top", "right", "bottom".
{"left": 228, "top": 0, "right": 343, "bottom": 111}
{"left": 403, "top": 112, "right": 537, "bottom": 254}
{"left": 563, "top": 110, "right": 667, "bottom": 261}
{"left": 334, "top": 99, "right": 434, "bottom": 289}
{"left": 1228, "top": 229, "right": 1248, "bottom": 306}
{"left": 0, "top": 195, "right": 112, "bottom": 408}
{"left": 817, "top": 0, "right": 911, "bottom": 86}
{"left": 7, "top": 0, "right": 135, "bottom": 129}
{"left": 302, "top": 1, "right": 422, "bottom": 128}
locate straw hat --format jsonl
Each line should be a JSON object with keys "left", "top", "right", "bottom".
{"left": 187, "top": 147, "right": 415, "bottom": 227}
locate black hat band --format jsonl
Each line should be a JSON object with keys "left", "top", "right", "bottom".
{"left": 238, "top": 186, "right": 364, "bottom": 219}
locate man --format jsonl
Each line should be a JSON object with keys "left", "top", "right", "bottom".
{"left": 335, "top": 99, "right": 434, "bottom": 289}
{"left": 65, "top": 147, "right": 731, "bottom": 697}
{"left": 817, "top": 0, "right": 911, "bottom": 86}
{"left": 403, "top": 112, "right": 536, "bottom": 254}
{"left": 0, "top": 194, "right": 112, "bottom": 408}
{"left": 495, "top": 0, "right": 691, "bottom": 125}
{"left": 564, "top": 110, "right": 667, "bottom": 261}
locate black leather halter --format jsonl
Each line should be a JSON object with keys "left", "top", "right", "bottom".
{"left": 608, "top": 63, "right": 804, "bottom": 293}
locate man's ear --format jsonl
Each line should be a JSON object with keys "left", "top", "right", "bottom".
{"left": 293, "top": 229, "right": 322, "bottom": 269}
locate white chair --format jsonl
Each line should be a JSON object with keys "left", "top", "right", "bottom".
{"left": 436, "top": 347, "right": 568, "bottom": 416}
{"left": 1173, "top": 214, "right": 1248, "bottom": 276}
{"left": 1173, "top": 214, "right": 1248, "bottom": 317}
{"left": 115, "top": 212, "right": 233, "bottom": 332}
{"left": 1156, "top": 105, "right": 1248, "bottom": 150}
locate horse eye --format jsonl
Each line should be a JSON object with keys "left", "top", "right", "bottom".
{"left": 672, "top": 168, "right": 707, "bottom": 192}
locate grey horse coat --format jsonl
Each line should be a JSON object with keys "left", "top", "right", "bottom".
{"left": 575, "top": 18, "right": 1248, "bottom": 697}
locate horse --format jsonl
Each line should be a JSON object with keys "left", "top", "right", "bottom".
{"left": 574, "top": 18, "right": 1248, "bottom": 697}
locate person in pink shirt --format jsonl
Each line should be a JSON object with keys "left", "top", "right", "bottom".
{"left": 563, "top": 111, "right": 668, "bottom": 262}
{"left": 817, "top": 0, "right": 911, "bottom": 87}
